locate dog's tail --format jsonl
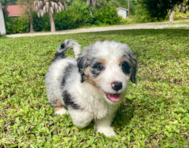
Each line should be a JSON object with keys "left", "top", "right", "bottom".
{"left": 53, "top": 39, "right": 81, "bottom": 61}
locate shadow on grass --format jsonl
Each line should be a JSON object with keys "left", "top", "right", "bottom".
{"left": 113, "top": 98, "right": 136, "bottom": 127}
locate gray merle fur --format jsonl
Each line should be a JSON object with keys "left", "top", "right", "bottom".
{"left": 61, "top": 63, "right": 75, "bottom": 86}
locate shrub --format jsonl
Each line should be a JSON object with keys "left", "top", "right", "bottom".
{"left": 4, "top": 17, "right": 15, "bottom": 34}
{"left": 120, "top": 17, "right": 136, "bottom": 24}
{"left": 134, "top": 3, "right": 158, "bottom": 23}
{"left": 5, "top": 16, "right": 29, "bottom": 34}
{"left": 91, "top": 3, "right": 121, "bottom": 25}
{"left": 4, "top": 1, "right": 121, "bottom": 34}
{"left": 16, "top": 17, "right": 30, "bottom": 33}
{"left": 54, "top": 1, "right": 91, "bottom": 30}
{"left": 33, "top": 12, "right": 50, "bottom": 32}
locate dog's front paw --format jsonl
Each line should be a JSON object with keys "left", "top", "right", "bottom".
{"left": 97, "top": 127, "right": 117, "bottom": 137}
{"left": 55, "top": 108, "right": 67, "bottom": 115}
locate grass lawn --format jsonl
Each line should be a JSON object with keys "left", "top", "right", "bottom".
{"left": 0, "top": 29, "right": 189, "bottom": 147}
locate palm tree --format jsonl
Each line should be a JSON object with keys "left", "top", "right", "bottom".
{"left": 34, "top": 0, "right": 67, "bottom": 32}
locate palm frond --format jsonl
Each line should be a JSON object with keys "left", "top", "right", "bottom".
{"left": 34, "top": 0, "right": 67, "bottom": 18}
{"left": 50, "top": 7, "right": 54, "bottom": 15}
{"left": 51, "top": 1, "right": 55, "bottom": 9}
{"left": 58, "top": 2, "right": 64, "bottom": 11}
{"left": 43, "top": 5, "right": 46, "bottom": 13}
{"left": 63, "top": 1, "right": 67, "bottom": 11}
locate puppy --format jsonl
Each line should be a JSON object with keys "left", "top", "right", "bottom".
{"left": 45, "top": 39, "right": 137, "bottom": 137}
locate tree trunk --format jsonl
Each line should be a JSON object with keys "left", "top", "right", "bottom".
{"left": 169, "top": 8, "right": 174, "bottom": 23}
{"left": 49, "top": 11, "right": 56, "bottom": 32}
{"left": 87, "top": 0, "right": 90, "bottom": 5}
{"left": 91, "top": 0, "right": 96, "bottom": 7}
{"left": 30, "top": 21, "right": 34, "bottom": 33}
{"left": 180, "top": 15, "right": 189, "bottom": 19}
{"left": 128, "top": 0, "right": 130, "bottom": 14}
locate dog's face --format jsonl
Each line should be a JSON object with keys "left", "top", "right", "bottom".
{"left": 77, "top": 41, "right": 137, "bottom": 104}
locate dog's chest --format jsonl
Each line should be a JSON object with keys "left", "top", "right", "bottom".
{"left": 73, "top": 83, "right": 120, "bottom": 119}
{"left": 82, "top": 93, "right": 119, "bottom": 119}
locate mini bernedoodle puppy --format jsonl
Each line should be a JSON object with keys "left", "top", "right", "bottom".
{"left": 45, "top": 39, "right": 137, "bottom": 137}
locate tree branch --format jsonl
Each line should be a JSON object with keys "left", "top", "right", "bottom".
{"left": 180, "top": 15, "right": 189, "bottom": 19}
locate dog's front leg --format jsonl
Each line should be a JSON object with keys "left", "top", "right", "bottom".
{"left": 95, "top": 115, "right": 117, "bottom": 137}
{"left": 68, "top": 108, "right": 93, "bottom": 129}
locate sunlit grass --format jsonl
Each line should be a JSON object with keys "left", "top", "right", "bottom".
{"left": 0, "top": 29, "right": 189, "bottom": 147}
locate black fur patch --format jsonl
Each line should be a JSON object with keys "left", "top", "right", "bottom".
{"left": 61, "top": 63, "right": 75, "bottom": 86}
{"left": 90, "top": 61, "right": 104, "bottom": 78}
{"left": 53, "top": 51, "right": 66, "bottom": 61}
{"left": 120, "top": 61, "right": 131, "bottom": 74}
{"left": 77, "top": 56, "right": 89, "bottom": 83}
{"left": 91, "top": 68, "right": 101, "bottom": 78}
{"left": 61, "top": 42, "right": 65, "bottom": 49}
{"left": 128, "top": 53, "right": 137, "bottom": 83}
{"left": 62, "top": 91, "right": 80, "bottom": 109}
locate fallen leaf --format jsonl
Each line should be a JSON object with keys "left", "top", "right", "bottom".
{"left": 30, "top": 126, "right": 34, "bottom": 129}
{"left": 147, "top": 79, "right": 155, "bottom": 90}
{"left": 49, "top": 121, "right": 53, "bottom": 125}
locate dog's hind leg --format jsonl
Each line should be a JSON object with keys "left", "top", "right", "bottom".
{"left": 49, "top": 99, "right": 67, "bottom": 115}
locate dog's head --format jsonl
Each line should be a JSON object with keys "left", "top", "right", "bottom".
{"left": 77, "top": 41, "right": 137, "bottom": 104}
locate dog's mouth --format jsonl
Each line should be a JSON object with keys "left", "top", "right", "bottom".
{"left": 105, "top": 93, "right": 121, "bottom": 102}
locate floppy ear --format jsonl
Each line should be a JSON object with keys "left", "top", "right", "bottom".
{"left": 77, "top": 54, "right": 88, "bottom": 83}
{"left": 129, "top": 52, "right": 137, "bottom": 83}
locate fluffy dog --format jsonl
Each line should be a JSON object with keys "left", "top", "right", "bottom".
{"left": 45, "top": 39, "right": 137, "bottom": 137}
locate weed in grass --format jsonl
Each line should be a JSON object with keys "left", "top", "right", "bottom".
{"left": 0, "top": 29, "right": 189, "bottom": 147}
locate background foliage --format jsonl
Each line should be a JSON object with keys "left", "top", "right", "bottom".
{"left": 33, "top": 13, "right": 50, "bottom": 32}
{"left": 2, "top": 0, "right": 189, "bottom": 34}
{"left": 139, "top": 0, "right": 189, "bottom": 19}
{"left": 4, "top": 0, "right": 121, "bottom": 34}
{"left": 4, "top": 16, "right": 29, "bottom": 34}
{"left": 91, "top": 2, "right": 121, "bottom": 25}
{"left": 174, "top": 9, "right": 189, "bottom": 19}
{"left": 134, "top": 2, "right": 159, "bottom": 23}
{"left": 0, "top": 0, "right": 16, "bottom": 5}
{"left": 54, "top": 1, "right": 91, "bottom": 30}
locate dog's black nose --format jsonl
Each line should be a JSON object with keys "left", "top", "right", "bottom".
{"left": 111, "top": 81, "right": 122, "bottom": 91}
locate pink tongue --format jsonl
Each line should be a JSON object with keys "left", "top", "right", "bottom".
{"left": 106, "top": 94, "right": 120, "bottom": 102}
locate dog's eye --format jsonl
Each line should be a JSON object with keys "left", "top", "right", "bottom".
{"left": 97, "top": 64, "right": 104, "bottom": 71}
{"left": 93, "top": 62, "right": 105, "bottom": 71}
{"left": 120, "top": 61, "right": 131, "bottom": 74}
